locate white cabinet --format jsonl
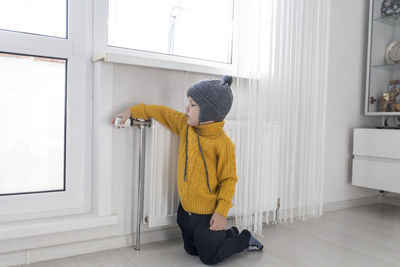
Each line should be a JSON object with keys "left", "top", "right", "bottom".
{"left": 352, "top": 128, "right": 400, "bottom": 193}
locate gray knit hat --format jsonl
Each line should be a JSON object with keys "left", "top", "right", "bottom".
{"left": 187, "top": 75, "right": 233, "bottom": 123}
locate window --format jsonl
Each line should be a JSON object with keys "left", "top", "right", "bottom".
{"left": 0, "top": 0, "right": 67, "bottom": 38}
{"left": 0, "top": 53, "right": 66, "bottom": 196}
{"left": 108, "top": 0, "right": 234, "bottom": 64}
{"left": 0, "top": 0, "right": 92, "bottom": 223}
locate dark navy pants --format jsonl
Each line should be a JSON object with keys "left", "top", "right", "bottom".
{"left": 177, "top": 202, "right": 250, "bottom": 265}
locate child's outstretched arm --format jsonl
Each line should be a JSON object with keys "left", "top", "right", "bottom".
{"left": 112, "top": 103, "right": 187, "bottom": 136}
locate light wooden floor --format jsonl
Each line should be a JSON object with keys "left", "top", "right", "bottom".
{"left": 16, "top": 203, "right": 400, "bottom": 267}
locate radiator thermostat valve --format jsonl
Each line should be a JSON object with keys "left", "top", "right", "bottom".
{"left": 114, "top": 117, "right": 131, "bottom": 127}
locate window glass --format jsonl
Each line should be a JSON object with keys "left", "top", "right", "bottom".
{"left": 0, "top": 0, "right": 67, "bottom": 38}
{"left": 108, "top": 0, "right": 234, "bottom": 63}
{"left": 0, "top": 53, "right": 66, "bottom": 195}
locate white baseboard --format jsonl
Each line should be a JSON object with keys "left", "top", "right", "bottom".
{"left": 0, "top": 227, "right": 182, "bottom": 266}
{"left": 323, "top": 195, "right": 380, "bottom": 212}
{"left": 322, "top": 194, "right": 400, "bottom": 213}
{"left": 379, "top": 193, "right": 400, "bottom": 207}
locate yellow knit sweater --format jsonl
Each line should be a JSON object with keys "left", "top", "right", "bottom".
{"left": 130, "top": 104, "right": 237, "bottom": 217}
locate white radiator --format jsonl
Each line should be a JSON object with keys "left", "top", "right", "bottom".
{"left": 143, "top": 119, "right": 279, "bottom": 227}
{"left": 143, "top": 119, "right": 180, "bottom": 228}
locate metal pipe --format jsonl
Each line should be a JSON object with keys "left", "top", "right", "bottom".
{"left": 113, "top": 117, "right": 150, "bottom": 250}
{"left": 132, "top": 118, "right": 151, "bottom": 250}
{"left": 135, "top": 125, "right": 144, "bottom": 250}
{"left": 275, "top": 197, "right": 280, "bottom": 226}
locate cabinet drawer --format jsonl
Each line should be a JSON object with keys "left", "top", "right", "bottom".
{"left": 352, "top": 158, "right": 400, "bottom": 193}
{"left": 353, "top": 129, "right": 400, "bottom": 159}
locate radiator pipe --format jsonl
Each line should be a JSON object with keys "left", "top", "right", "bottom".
{"left": 275, "top": 197, "right": 280, "bottom": 226}
{"left": 132, "top": 118, "right": 151, "bottom": 250}
{"left": 114, "top": 117, "right": 151, "bottom": 250}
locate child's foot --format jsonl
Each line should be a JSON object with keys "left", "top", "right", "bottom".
{"left": 241, "top": 230, "right": 263, "bottom": 251}
{"left": 248, "top": 234, "right": 263, "bottom": 251}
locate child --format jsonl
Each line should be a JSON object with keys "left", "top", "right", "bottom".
{"left": 112, "top": 75, "right": 263, "bottom": 265}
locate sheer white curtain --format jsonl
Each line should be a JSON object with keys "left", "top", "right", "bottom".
{"left": 226, "top": 0, "right": 330, "bottom": 235}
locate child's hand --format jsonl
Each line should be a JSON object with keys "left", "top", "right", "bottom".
{"left": 209, "top": 212, "right": 226, "bottom": 231}
{"left": 112, "top": 109, "right": 131, "bottom": 128}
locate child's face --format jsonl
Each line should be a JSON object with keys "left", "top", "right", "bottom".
{"left": 185, "top": 97, "right": 200, "bottom": 126}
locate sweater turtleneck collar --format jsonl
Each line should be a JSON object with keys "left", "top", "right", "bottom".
{"left": 192, "top": 121, "right": 225, "bottom": 136}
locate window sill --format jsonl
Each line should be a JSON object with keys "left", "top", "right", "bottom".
{"left": 0, "top": 213, "right": 118, "bottom": 241}
{"left": 91, "top": 48, "right": 234, "bottom": 76}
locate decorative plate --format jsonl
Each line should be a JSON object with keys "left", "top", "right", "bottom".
{"left": 385, "top": 40, "right": 400, "bottom": 64}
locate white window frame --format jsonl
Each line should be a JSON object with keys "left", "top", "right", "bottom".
{"left": 92, "top": 0, "right": 237, "bottom": 76}
{"left": 0, "top": 0, "right": 117, "bottom": 240}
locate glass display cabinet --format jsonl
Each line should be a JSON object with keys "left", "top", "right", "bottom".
{"left": 366, "top": 0, "right": 400, "bottom": 115}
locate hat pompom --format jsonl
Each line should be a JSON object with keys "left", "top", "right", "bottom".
{"left": 222, "top": 75, "right": 233, "bottom": 86}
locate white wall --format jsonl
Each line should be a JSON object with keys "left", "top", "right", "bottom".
{"left": 323, "top": 0, "right": 381, "bottom": 204}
